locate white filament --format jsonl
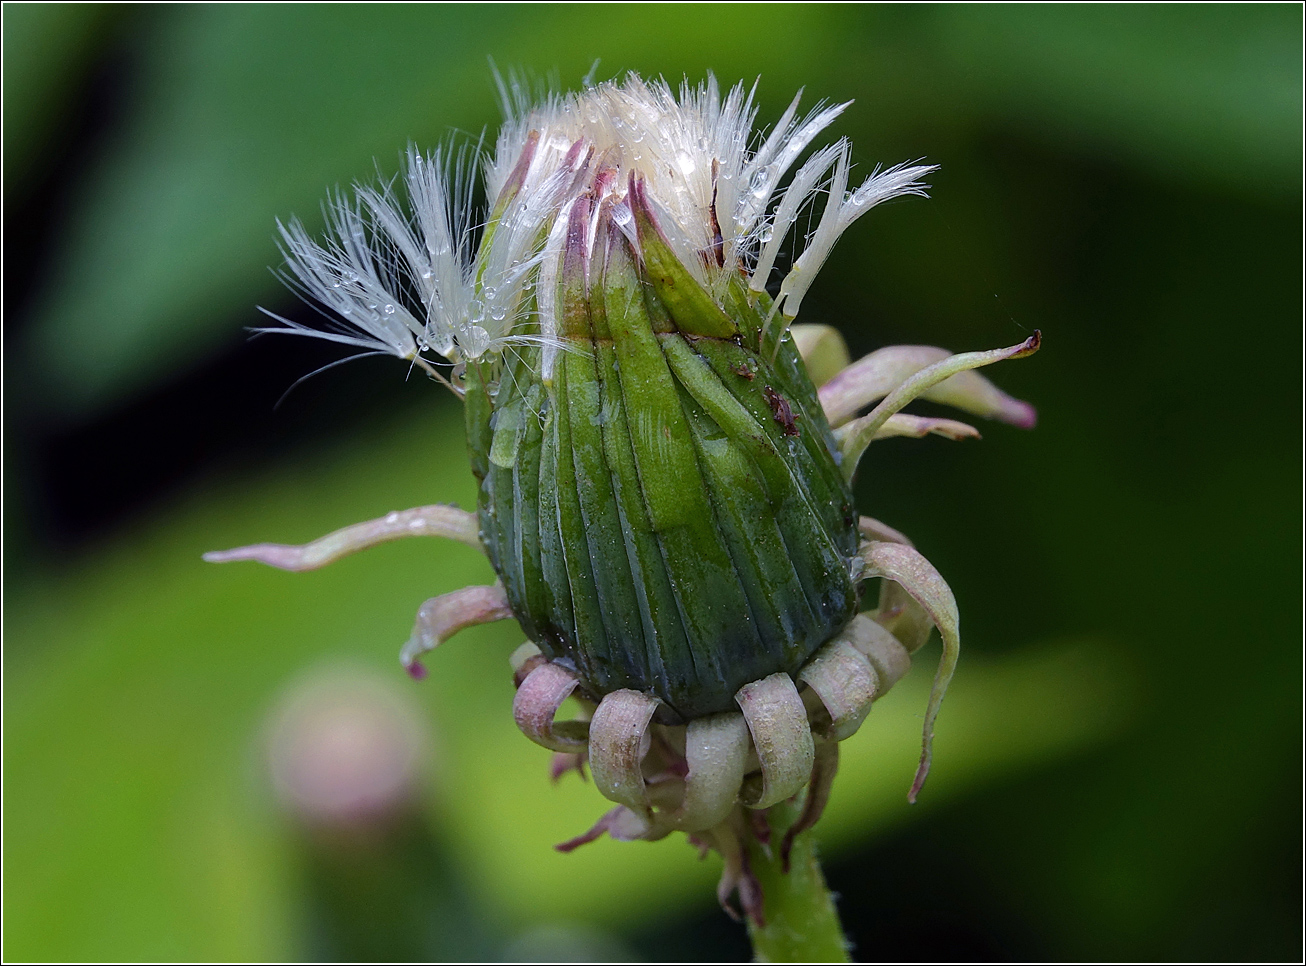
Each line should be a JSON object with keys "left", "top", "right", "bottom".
{"left": 265, "top": 72, "right": 935, "bottom": 367}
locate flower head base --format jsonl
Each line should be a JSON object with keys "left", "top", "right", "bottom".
{"left": 210, "top": 72, "right": 1039, "bottom": 925}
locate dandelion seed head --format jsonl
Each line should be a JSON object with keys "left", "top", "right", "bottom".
{"left": 264, "top": 71, "right": 937, "bottom": 374}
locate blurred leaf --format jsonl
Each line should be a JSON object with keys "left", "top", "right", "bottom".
{"left": 1, "top": 3, "right": 117, "bottom": 190}
{"left": 930, "top": 6, "right": 1302, "bottom": 193}
{"left": 2, "top": 403, "right": 1133, "bottom": 961}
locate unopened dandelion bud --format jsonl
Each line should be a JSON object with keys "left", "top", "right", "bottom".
{"left": 469, "top": 139, "right": 863, "bottom": 720}
{"left": 210, "top": 72, "right": 1042, "bottom": 923}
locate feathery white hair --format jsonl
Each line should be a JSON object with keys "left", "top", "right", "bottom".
{"left": 261, "top": 72, "right": 936, "bottom": 371}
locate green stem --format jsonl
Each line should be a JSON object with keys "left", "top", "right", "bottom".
{"left": 745, "top": 799, "right": 851, "bottom": 962}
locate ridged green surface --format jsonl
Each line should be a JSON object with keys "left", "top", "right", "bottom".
{"left": 468, "top": 244, "right": 858, "bottom": 720}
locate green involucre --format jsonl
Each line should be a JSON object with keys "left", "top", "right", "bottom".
{"left": 467, "top": 248, "right": 858, "bottom": 721}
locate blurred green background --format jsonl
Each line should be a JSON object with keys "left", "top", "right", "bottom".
{"left": 4, "top": 4, "right": 1300, "bottom": 962}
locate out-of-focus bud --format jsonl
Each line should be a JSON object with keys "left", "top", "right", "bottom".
{"left": 265, "top": 665, "right": 491, "bottom": 961}
{"left": 267, "top": 665, "right": 426, "bottom": 828}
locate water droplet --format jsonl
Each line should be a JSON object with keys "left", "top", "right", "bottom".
{"left": 759, "top": 224, "right": 775, "bottom": 243}
{"left": 464, "top": 325, "right": 491, "bottom": 357}
{"left": 612, "top": 205, "right": 633, "bottom": 228}
{"left": 382, "top": 303, "right": 395, "bottom": 315}
{"left": 483, "top": 286, "right": 498, "bottom": 301}
{"left": 421, "top": 269, "right": 433, "bottom": 280}
{"left": 749, "top": 165, "right": 773, "bottom": 198}
{"left": 489, "top": 303, "right": 508, "bottom": 321}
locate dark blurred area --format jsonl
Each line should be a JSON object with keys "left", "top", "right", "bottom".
{"left": 5, "top": 5, "right": 1301, "bottom": 962}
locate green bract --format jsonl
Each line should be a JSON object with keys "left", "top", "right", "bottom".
{"left": 467, "top": 186, "right": 858, "bottom": 720}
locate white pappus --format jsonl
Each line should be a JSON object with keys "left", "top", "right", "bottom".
{"left": 258, "top": 71, "right": 938, "bottom": 380}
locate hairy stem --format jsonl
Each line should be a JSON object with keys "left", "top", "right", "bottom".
{"left": 745, "top": 798, "right": 851, "bottom": 963}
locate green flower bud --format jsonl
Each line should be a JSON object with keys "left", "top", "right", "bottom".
{"left": 467, "top": 172, "right": 859, "bottom": 720}
{"left": 209, "top": 74, "right": 1040, "bottom": 913}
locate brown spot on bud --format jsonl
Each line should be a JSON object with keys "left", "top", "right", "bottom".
{"left": 763, "top": 386, "right": 800, "bottom": 437}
